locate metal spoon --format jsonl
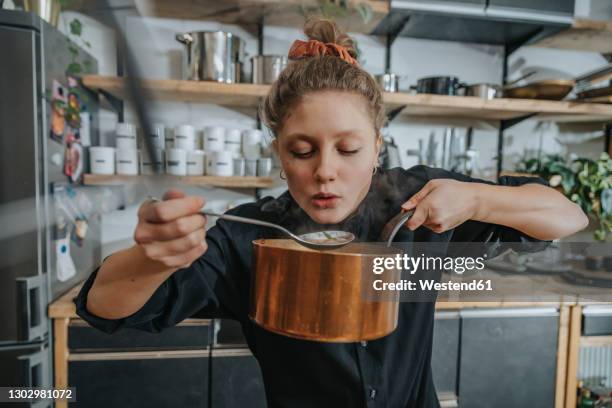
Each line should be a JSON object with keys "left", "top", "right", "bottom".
{"left": 202, "top": 210, "right": 355, "bottom": 250}
{"left": 147, "top": 196, "right": 355, "bottom": 250}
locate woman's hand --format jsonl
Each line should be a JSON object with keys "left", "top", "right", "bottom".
{"left": 401, "top": 179, "right": 478, "bottom": 233}
{"left": 134, "top": 189, "right": 208, "bottom": 268}
{"left": 401, "top": 178, "right": 588, "bottom": 240}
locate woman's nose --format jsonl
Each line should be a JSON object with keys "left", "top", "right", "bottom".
{"left": 314, "top": 152, "right": 337, "bottom": 183}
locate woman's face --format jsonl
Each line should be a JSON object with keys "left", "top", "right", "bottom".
{"left": 274, "top": 90, "right": 381, "bottom": 225}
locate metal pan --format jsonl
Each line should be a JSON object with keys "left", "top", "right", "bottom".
{"left": 504, "top": 80, "right": 575, "bottom": 100}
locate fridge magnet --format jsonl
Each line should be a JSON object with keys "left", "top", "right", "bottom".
{"left": 63, "top": 132, "right": 83, "bottom": 183}
{"left": 56, "top": 232, "right": 77, "bottom": 282}
{"left": 49, "top": 79, "right": 67, "bottom": 144}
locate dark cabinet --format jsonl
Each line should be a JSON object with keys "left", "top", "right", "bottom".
{"left": 68, "top": 352, "right": 210, "bottom": 408}
{"left": 69, "top": 319, "right": 212, "bottom": 351}
{"left": 488, "top": 0, "right": 575, "bottom": 18}
{"left": 583, "top": 306, "right": 612, "bottom": 336}
{"left": 458, "top": 308, "right": 559, "bottom": 408}
{"left": 210, "top": 348, "right": 266, "bottom": 408}
{"left": 432, "top": 311, "right": 460, "bottom": 395}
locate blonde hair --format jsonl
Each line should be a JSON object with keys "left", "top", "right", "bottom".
{"left": 261, "top": 18, "right": 386, "bottom": 138}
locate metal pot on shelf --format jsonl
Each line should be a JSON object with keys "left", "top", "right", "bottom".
{"left": 250, "top": 239, "right": 402, "bottom": 342}
{"left": 466, "top": 83, "right": 503, "bottom": 99}
{"left": 251, "top": 55, "right": 287, "bottom": 84}
{"left": 375, "top": 73, "right": 400, "bottom": 93}
{"left": 175, "top": 30, "right": 245, "bottom": 83}
{"left": 415, "top": 76, "right": 467, "bottom": 95}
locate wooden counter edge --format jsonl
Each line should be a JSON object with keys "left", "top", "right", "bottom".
{"left": 49, "top": 281, "right": 601, "bottom": 320}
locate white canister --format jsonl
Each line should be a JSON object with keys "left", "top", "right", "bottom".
{"left": 224, "top": 129, "right": 242, "bottom": 157}
{"left": 203, "top": 126, "right": 226, "bottom": 152}
{"left": 143, "top": 123, "right": 165, "bottom": 150}
{"left": 116, "top": 148, "right": 139, "bottom": 175}
{"left": 233, "top": 158, "right": 246, "bottom": 177}
{"left": 245, "top": 159, "right": 258, "bottom": 177}
{"left": 207, "top": 150, "right": 234, "bottom": 176}
{"left": 166, "top": 148, "right": 187, "bottom": 176}
{"left": 187, "top": 150, "right": 206, "bottom": 176}
{"left": 257, "top": 157, "right": 272, "bottom": 177}
{"left": 164, "top": 127, "right": 174, "bottom": 149}
{"left": 89, "top": 146, "right": 115, "bottom": 175}
{"left": 174, "top": 124, "right": 196, "bottom": 151}
{"left": 115, "top": 122, "right": 137, "bottom": 150}
{"left": 140, "top": 148, "right": 165, "bottom": 175}
{"left": 242, "top": 129, "right": 263, "bottom": 160}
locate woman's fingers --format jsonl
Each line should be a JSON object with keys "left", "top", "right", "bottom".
{"left": 401, "top": 180, "right": 437, "bottom": 211}
{"left": 135, "top": 213, "right": 207, "bottom": 243}
{"left": 139, "top": 195, "right": 205, "bottom": 223}
{"left": 158, "top": 241, "right": 208, "bottom": 269}
{"left": 406, "top": 203, "right": 429, "bottom": 231}
{"left": 141, "top": 228, "right": 206, "bottom": 259}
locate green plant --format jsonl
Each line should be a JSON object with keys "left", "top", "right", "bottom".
{"left": 65, "top": 17, "right": 92, "bottom": 76}
{"left": 516, "top": 152, "right": 612, "bottom": 241}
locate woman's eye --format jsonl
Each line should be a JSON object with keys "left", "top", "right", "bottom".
{"left": 339, "top": 149, "right": 360, "bottom": 155}
{"left": 291, "top": 150, "right": 314, "bottom": 158}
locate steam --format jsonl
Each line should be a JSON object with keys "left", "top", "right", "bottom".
{"left": 259, "top": 168, "right": 414, "bottom": 241}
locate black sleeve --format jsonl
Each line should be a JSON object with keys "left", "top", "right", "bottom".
{"left": 73, "top": 216, "right": 249, "bottom": 334}
{"left": 407, "top": 165, "right": 552, "bottom": 257}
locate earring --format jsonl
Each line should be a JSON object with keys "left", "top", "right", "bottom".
{"left": 280, "top": 169, "right": 287, "bottom": 180}
{"left": 373, "top": 166, "right": 378, "bottom": 175}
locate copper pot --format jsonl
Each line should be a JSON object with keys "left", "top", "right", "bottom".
{"left": 250, "top": 239, "right": 401, "bottom": 342}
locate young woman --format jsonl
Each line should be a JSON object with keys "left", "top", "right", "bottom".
{"left": 76, "top": 19, "right": 587, "bottom": 407}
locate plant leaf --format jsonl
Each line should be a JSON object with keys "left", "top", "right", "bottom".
{"left": 70, "top": 19, "right": 82, "bottom": 36}
{"left": 67, "top": 62, "right": 82, "bottom": 74}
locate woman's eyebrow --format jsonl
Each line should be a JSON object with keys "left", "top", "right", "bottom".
{"left": 285, "top": 130, "right": 363, "bottom": 141}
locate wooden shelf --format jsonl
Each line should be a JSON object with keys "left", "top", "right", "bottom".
{"left": 531, "top": 18, "right": 612, "bottom": 54}
{"left": 82, "top": 75, "right": 269, "bottom": 107}
{"left": 83, "top": 174, "right": 274, "bottom": 189}
{"left": 83, "top": 75, "right": 612, "bottom": 124}
{"left": 384, "top": 92, "right": 612, "bottom": 123}
{"left": 67, "top": 0, "right": 388, "bottom": 34}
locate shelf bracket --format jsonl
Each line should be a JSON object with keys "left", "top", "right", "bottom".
{"left": 98, "top": 89, "right": 124, "bottom": 119}
{"left": 383, "top": 15, "right": 410, "bottom": 72}
{"left": 500, "top": 113, "right": 538, "bottom": 131}
{"left": 386, "top": 105, "right": 405, "bottom": 123}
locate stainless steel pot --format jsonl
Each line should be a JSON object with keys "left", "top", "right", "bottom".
{"left": 251, "top": 55, "right": 287, "bottom": 84}
{"left": 416, "top": 76, "right": 466, "bottom": 95}
{"left": 376, "top": 73, "right": 400, "bottom": 93}
{"left": 466, "top": 83, "right": 503, "bottom": 99}
{"left": 176, "top": 31, "right": 244, "bottom": 83}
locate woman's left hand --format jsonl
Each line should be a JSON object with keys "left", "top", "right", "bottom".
{"left": 401, "top": 179, "right": 479, "bottom": 233}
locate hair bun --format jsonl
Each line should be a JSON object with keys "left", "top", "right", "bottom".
{"left": 303, "top": 17, "right": 357, "bottom": 59}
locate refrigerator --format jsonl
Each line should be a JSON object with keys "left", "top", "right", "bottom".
{"left": 0, "top": 9, "right": 101, "bottom": 407}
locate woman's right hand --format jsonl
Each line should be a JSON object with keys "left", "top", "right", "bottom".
{"left": 134, "top": 189, "right": 208, "bottom": 269}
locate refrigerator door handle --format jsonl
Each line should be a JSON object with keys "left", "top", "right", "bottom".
{"left": 16, "top": 275, "right": 48, "bottom": 341}
{"left": 18, "top": 347, "right": 53, "bottom": 408}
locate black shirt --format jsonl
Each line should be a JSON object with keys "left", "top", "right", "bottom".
{"left": 74, "top": 165, "right": 550, "bottom": 408}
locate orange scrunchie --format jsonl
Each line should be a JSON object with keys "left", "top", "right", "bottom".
{"left": 288, "top": 39, "right": 359, "bottom": 66}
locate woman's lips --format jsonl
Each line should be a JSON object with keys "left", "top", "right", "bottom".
{"left": 311, "top": 193, "right": 340, "bottom": 208}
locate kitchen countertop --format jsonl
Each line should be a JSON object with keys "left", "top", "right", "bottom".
{"left": 50, "top": 270, "right": 612, "bottom": 319}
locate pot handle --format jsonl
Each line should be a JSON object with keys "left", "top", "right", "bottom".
{"left": 175, "top": 33, "right": 193, "bottom": 45}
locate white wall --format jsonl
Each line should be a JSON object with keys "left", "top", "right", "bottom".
{"left": 58, "top": 12, "right": 609, "bottom": 251}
